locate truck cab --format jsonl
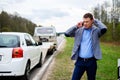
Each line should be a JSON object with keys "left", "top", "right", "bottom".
{"left": 33, "top": 26, "right": 57, "bottom": 54}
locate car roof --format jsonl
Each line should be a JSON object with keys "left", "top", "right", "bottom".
{"left": 0, "top": 32, "right": 28, "bottom": 36}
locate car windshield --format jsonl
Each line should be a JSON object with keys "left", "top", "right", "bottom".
{"left": 37, "top": 28, "right": 53, "bottom": 34}
{"left": 0, "top": 34, "right": 20, "bottom": 48}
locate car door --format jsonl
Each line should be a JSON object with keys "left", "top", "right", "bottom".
{"left": 24, "top": 34, "right": 39, "bottom": 68}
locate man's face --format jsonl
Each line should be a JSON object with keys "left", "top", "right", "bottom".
{"left": 83, "top": 18, "right": 93, "bottom": 29}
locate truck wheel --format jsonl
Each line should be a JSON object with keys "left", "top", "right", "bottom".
{"left": 21, "top": 62, "right": 30, "bottom": 80}
{"left": 37, "top": 53, "right": 42, "bottom": 67}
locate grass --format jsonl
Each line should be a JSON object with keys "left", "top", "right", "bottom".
{"left": 47, "top": 37, "right": 120, "bottom": 80}
{"left": 96, "top": 42, "right": 120, "bottom": 80}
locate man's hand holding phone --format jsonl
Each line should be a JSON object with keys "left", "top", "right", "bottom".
{"left": 76, "top": 21, "right": 83, "bottom": 28}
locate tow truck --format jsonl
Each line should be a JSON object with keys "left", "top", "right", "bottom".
{"left": 33, "top": 26, "right": 57, "bottom": 55}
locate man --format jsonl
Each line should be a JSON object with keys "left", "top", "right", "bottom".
{"left": 64, "top": 13, "right": 107, "bottom": 80}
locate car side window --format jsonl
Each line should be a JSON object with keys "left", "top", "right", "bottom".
{"left": 24, "top": 34, "right": 34, "bottom": 46}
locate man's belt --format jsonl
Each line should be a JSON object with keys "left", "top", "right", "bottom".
{"left": 78, "top": 57, "right": 95, "bottom": 61}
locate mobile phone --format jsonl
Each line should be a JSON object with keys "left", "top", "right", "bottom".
{"left": 82, "top": 22, "right": 84, "bottom": 26}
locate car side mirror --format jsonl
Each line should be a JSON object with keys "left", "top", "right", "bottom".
{"left": 38, "top": 42, "right": 42, "bottom": 45}
{"left": 34, "top": 42, "right": 38, "bottom": 46}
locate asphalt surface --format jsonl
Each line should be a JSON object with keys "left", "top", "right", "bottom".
{"left": 31, "top": 36, "right": 66, "bottom": 80}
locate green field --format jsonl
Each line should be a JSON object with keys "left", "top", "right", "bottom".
{"left": 47, "top": 37, "right": 120, "bottom": 80}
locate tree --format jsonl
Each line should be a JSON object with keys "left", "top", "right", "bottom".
{"left": 0, "top": 11, "right": 12, "bottom": 32}
{"left": 0, "top": 11, "right": 37, "bottom": 35}
{"left": 92, "top": 5, "right": 100, "bottom": 20}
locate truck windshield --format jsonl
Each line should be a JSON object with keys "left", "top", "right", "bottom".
{"left": 37, "top": 28, "right": 53, "bottom": 34}
{"left": 0, "top": 34, "right": 20, "bottom": 48}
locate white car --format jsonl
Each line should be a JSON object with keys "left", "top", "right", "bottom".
{"left": 0, "top": 32, "right": 43, "bottom": 80}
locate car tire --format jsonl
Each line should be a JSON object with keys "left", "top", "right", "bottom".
{"left": 20, "top": 62, "right": 30, "bottom": 80}
{"left": 37, "top": 53, "right": 42, "bottom": 67}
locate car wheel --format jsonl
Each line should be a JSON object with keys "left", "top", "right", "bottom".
{"left": 21, "top": 62, "right": 30, "bottom": 80}
{"left": 37, "top": 53, "right": 42, "bottom": 67}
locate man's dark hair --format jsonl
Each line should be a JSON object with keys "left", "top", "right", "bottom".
{"left": 83, "top": 13, "right": 93, "bottom": 20}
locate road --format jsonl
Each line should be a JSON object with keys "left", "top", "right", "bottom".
{"left": 30, "top": 35, "right": 65, "bottom": 80}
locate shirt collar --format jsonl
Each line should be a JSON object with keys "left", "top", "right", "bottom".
{"left": 83, "top": 26, "right": 92, "bottom": 31}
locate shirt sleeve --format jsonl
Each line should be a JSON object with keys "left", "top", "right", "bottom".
{"left": 64, "top": 25, "right": 78, "bottom": 37}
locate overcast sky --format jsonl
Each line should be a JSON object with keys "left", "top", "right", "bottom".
{"left": 0, "top": 0, "right": 110, "bottom": 32}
